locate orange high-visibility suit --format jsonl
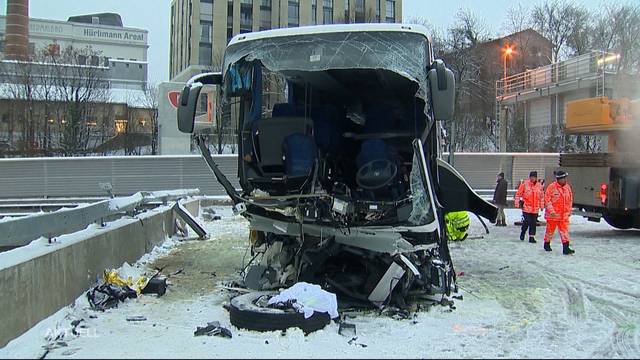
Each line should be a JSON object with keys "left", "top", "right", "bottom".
{"left": 514, "top": 179, "right": 544, "bottom": 214}
{"left": 544, "top": 180, "right": 574, "bottom": 244}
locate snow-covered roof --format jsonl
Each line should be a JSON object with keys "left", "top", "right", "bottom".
{"left": 0, "top": 83, "right": 151, "bottom": 108}
{"left": 227, "top": 23, "right": 432, "bottom": 47}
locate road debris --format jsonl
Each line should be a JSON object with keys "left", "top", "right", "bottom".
{"left": 347, "top": 337, "right": 367, "bottom": 348}
{"left": 126, "top": 316, "right": 147, "bottom": 322}
{"left": 194, "top": 321, "right": 233, "bottom": 338}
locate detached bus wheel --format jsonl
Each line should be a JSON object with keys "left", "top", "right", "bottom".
{"left": 603, "top": 212, "right": 635, "bottom": 230}
{"left": 229, "top": 291, "right": 332, "bottom": 334}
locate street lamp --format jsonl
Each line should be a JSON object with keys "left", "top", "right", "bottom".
{"left": 502, "top": 45, "right": 514, "bottom": 81}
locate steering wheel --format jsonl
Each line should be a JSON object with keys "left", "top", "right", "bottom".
{"left": 356, "top": 159, "right": 398, "bottom": 190}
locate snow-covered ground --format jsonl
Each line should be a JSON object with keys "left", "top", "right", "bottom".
{"left": 1, "top": 208, "right": 639, "bottom": 359}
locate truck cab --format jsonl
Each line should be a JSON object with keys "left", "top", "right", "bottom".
{"left": 177, "top": 24, "right": 496, "bottom": 307}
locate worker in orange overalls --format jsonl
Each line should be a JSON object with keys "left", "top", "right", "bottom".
{"left": 514, "top": 171, "right": 544, "bottom": 243}
{"left": 544, "top": 170, "right": 575, "bottom": 254}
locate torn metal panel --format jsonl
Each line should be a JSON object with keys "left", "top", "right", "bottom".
{"left": 368, "top": 262, "right": 406, "bottom": 307}
{"left": 247, "top": 213, "right": 438, "bottom": 254}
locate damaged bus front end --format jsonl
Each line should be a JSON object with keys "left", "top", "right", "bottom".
{"left": 177, "top": 24, "right": 497, "bottom": 308}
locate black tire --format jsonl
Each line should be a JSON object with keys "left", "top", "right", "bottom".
{"left": 229, "top": 291, "right": 332, "bottom": 334}
{"left": 603, "top": 212, "right": 635, "bottom": 230}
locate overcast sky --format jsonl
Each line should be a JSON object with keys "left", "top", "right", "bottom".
{"left": 0, "top": 0, "right": 614, "bottom": 83}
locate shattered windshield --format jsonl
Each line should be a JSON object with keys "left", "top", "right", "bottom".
{"left": 408, "top": 150, "right": 435, "bottom": 225}
{"left": 223, "top": 31, "right": 431, "bottom": 101}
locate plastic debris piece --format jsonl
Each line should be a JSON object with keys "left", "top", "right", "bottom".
{"left": 338, "top": 322, "right": 356, "bottom": 337}
{"left": 126, "top": 316, "right": 147, "bottom": 322}
{"left": 194, "top": 321, "right": 233, "bottom": 338}
{"left": 142, "top": 277, "right": 167, "bottom": 297}
{"left": 348, "top": 337, "right": 368, "bottom": 348}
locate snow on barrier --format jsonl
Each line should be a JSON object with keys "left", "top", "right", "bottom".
{"left": 0, "top": 194, "right": 201, "bottom": 348}
{"left": 0, "top": 189, "right": 200, "bottom": 248}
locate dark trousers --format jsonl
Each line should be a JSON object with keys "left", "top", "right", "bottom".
{"left": 521, "top": 212, "right": 537, "bottom": 236}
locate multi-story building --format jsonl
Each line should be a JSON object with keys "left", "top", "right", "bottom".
{"left": 0, "top": 12, "right": 155, "bottom": 156}
{"left": 0, "top": 13, "right": 149, "bottom": 90}
{"left": 169, "top": 0, "right": 403, "bottom": 82}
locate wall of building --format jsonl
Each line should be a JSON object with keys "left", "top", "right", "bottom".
{"left": 0, "top": 16, "right": 148, "bottom": 61}
{"left": 158, "top": 81, "right": 192, "bottom": 155}
{"left": 0, "top": 16, "right": 149, "bottom": 90}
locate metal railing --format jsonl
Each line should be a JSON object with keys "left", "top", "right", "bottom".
{"left": 0, "top": 189, "right": 200, "bottom": 248}
{"left": 496, "top": 51, "right": 619, "bottom": 100}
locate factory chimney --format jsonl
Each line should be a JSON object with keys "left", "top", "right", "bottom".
{"left": 5, "top": 0, "right": 29, "bottom": 60}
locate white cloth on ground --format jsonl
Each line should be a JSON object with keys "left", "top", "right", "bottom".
{"left": 267, "top": 282, "right": 339, "bottom": 319}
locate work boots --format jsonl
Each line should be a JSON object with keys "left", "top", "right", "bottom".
{"left": 563, "top": 243, "right": 575, "bottom": 255}
{"left": 529, "top": 236, "right": 537, "bottom": 244}
{"left": 544, "top": 242, "right": 552, "bottom": 252}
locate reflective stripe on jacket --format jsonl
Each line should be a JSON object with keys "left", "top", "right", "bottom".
{"left": 544, "top": 181, "right": 573, "bottom": 221}
{"left": 514, "top": 179, "right": 544, "bottom": 214}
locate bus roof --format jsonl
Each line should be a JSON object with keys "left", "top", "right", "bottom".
{"left": 227, "top": 23, "right": 431, "bottom": 47}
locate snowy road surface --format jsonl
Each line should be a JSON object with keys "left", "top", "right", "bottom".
{"left": 1, "top": 208, "right": 639, "bottom": 358}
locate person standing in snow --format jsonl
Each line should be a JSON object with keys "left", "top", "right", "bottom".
{"left": 543, "top": 170, "right": 575, "bottom": 255}
{"left": 492, "top": 172, "right": 508, "bottom": 226}
{"left": 514, "top": 171, "right": 544, "bottom": 243}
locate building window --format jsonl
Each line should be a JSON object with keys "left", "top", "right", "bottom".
{"left": 240, "top": 0, "right": 253, "bottom": 33}
{"left": 199, "top": 43, "right": 212, "bottom": 66}
{"left": 344, "top": 0, "right": 350, "bottom": 22}
{"left": 322, "top": 0, "right": 333, "bottom": 24}
{"left": 200, "top": 20, "right": 212, "bottom": 43}
{"left": 288, "top": 0, "right": 299, "bottom": 27}
{"left": 312, "top": 0, "right": 317, "bottom": 25}
{"left": 227, "top": 0, "right": 234, "bottom": 42}
{"left": 385, "top": 0, "right": 395, "bottom": 22}
{"left": 114, "top": 120, "right": 128, "bottom": 134}
{"left": 201, "top": 0, "right": 213, "bottom": 3}
{"left": 260, "top": 0, "right": 272, "bottom": 30}
{"left": 355, "top": 0, "right": 364, "bottom": 22}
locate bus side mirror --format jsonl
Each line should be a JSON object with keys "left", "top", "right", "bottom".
{"left": 429, "top": 60, "right": 455, "bottom": 121}
{"left": 177, "top": 72, "right": 222, "bottom": 134}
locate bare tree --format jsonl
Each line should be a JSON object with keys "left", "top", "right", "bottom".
{"left": 503, "top": 4, "right": 532, "bottom": 35}
{"left": 140, "top": 83, "right": 159, "bottom": 154}
{"left": 43, "top": 45, "right": 110, "bottom": 155}
{"left": 441, "top": 8, "right": 496, "bottom": 152}
{"left": 406, "top": 17, "right": 446, "bottom": 57}
{"left": 531, "top": 0, "right": 589, "bottom": 62}
{"left": 591, "top": 4, "right": 640, "bottom": 74}
{"left": 0, "top": 59, "right": 39, "bottom": 155}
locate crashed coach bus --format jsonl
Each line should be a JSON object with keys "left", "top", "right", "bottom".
{"left": 177, "top": 24, "right": 497, "bottom": 312}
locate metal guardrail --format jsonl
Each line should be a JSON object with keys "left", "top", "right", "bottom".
{"left": 0, "top": 155, "right": 240, "bottom": 199}
{"left": 496, "top": 51, "right": 619, "bottom": 100}
{"left": 0, "top": 153, "right": 560, "bottom": 199}
{"left": 0, "top": 189, "right": 200, "bottom": 248}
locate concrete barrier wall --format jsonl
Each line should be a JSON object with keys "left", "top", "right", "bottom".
{"left": 0, "top": 199, "right": 200, "bottom": 348}
{"left": 0, "top": 153, "right": 561, "bottom": 199}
